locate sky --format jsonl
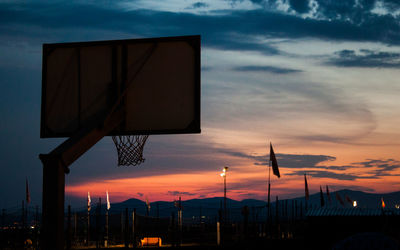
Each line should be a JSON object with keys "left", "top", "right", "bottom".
{"left": 1, "top": 0, "right": 400, "bottom": 209}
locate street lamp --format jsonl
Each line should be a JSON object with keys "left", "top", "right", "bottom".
{"left": 220, "top": 167, "right": 228, "bottom": 223}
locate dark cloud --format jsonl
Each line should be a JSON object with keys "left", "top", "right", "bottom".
{"left": 220, "top": 149, "right": 400, "bottom": 180}
{"left": 286, "top": 170, "right": 376, "bottom": 180}
{"left": 168, "top": 191, "right": 197, "bottom": 196}
{"left": 219, "top": 149, "right": 336, "bottom": 169}
{"left": 137, "top": 192, "right": 144, "bottom": 197}
{"left": 1, "top": 0, "right": 400, "bottom": 56}
{"left": 328, "top": 49, "right": 400, "bottom": 68}
{"left": 288, "top": 0, "right": 310, "bottom": 14}
{"left": 383, "top": 0, "right": 400, "bottom": 10}
{"left": 352, "top": 159, "right": 400, "bottom": 176}
{"left": 189, "top": 2, "right": 210, "bottom": 9}
{"left": 233, "top": 65, "right": 302, "bottom": 74}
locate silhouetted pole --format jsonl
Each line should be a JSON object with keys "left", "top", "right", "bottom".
{"left": 285, "top": 200, "right": 288, "bottom": 218}
{"left": 21, "top": 200, "right": 25, "bottom": 229}
{"left": 266, "top": 159, "right": 271, "bottom": 238}
{"left": 25, "top": 201, "right": 28, "bottom": 229}
{"left": 178, "top": 196, "right": 183, "bottom": 246}
{"left": 1, "top": 208, "right": 5, "bottom": 249}
{"left": 121, "top": 211, "right": 123, "bottom": 242}
{"left": 199, "top": 205, "right": 202, "bottom": 224}
{"left": 40, "top": 156, "right": 66, "bottom": 250}
{"left": 276, "top": 196, "right": 279, "bottom": 238}
{"left": 124, "top": 208, "right": 129, "bottom": 248}
{"left": 21, "top": 200, "right": 25, "bottom": 247}
{"left": 35, "top": 206, "right": 39, "bottom": 249}
{"left": 87, "top": 209, "right": 90, "bottom": 246}
{"left": 224, "top": 173, "right": 227, "bottom": 223}
{"left": 171, "top": 212, "right": 176, "bottom": 247}
{"left": 300, "top": 201, "right": 303, "bottom": 218}
{"left": 291, "top": 200, "right": 294, "bottom": 221}
{"left": 105, "top": 209, "right": 109, "bottom": 247}
{"left": 96, "top": 198, "right": 101, "bottom": 248}
{"left": 132, "top": 208, "right": 136, "bottom": 248}
{"left": 157, "top": 203, "right": 159, "bottom": 219}
{"left": 74, "top": 212, "right": 77, "bottom": 240}
{"left": 220, "top": 167, "right": 228, "bottom": 224}
{"left": 241, "top": 206, "right": 249, "bottom": 241}
{"left": 66, "top": 205, "right": 71, "bottom": 250}
{"left": 1, "top": 209, "right": 5, "bottom": 228}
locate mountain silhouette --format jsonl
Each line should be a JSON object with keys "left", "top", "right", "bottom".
{"left": 87, "top": 189, "right": 400, "bottom": 221}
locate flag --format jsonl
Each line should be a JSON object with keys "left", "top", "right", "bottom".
{"left": 381, "top": 198, "right": 386, "bottom": 209}
{"left": 25, "top": 178, "right": 31, "bottom": 204}
{"left": 345, "top": 195, "right": 353, "bottom": 205}
{"left": 336, "top": 192, "right": 344, "bottom": 206}
{"left": 304, "top": 174, "right": 309, "bottom": 200}
{"left": 320, "top": 186, "right": 325, "bottom": 207}
{"left": 270, "top": 143, "right": 280, "bottom": 178}
{"left": 87, "top": 192, "right": 91, "bottom": 212}
{"left": 106, "top": 190, "right": 110, "bottom": 211}
{"left": 326, "top": 185, "right": 331, "bottom": 203}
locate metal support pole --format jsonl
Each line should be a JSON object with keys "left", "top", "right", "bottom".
{"left": 224, "top": 174, "right": 227, "bottom": 224}
{"left": 132, "top": 208, "right": 136, "bottom": 248}
{"left": 276, "top": 196, "right": 279, "bottom": 238}
{"left": 105, "top": 210, "right": 109, "bottom": 247}
{"left": 96, "top": 198, "right": 101, "bottom": 248}
{"left": 74, "top": 213, "right": 77, "bottom": 241}
{"left": 67, "top": 205, "right": 71, "bottom": 250}
{"left": 21, "top": 200, "right": 25, "bottom": 229}
{"left": 41, "top": 159, "right": 65, "bottom": 250}
{"left": 39, "top": 108, "right": 124, "bottom": 250}
{"left": 87, "top": 209, "right": 90, "bottom": 246}
{"left": 124, "top": 208, "right": 129, "bottom": 248}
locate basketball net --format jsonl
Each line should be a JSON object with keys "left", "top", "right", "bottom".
{"left": 112, "top": 135, "right": 149, "bottom": 166}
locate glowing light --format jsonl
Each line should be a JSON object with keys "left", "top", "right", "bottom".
{"left": 220, "top": 166, "right": 228, "bottom": 177}
{"left": 353, "top": 201, "right": 357, "bottom": 207}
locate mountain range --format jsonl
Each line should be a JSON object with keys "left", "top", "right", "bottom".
{"left": 96, "top": 189, "right": 400, "bottom": 221}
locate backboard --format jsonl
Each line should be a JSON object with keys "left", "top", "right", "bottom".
{"left": 41, "top": 35, "right": 200, "bottom": 138}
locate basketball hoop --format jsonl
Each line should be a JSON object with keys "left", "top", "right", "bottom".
{"left": 112, "top": 135, "right": 149, "bottom": 166}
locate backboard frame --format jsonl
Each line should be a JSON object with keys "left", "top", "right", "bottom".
{"left": 41, "top": 35, "right": 201, "bottom": 138}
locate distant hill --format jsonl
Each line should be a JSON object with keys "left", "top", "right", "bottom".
{"left": 89, "top": 190, "right": 400, "bottom": 221}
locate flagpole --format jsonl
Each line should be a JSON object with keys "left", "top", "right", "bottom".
{"left": 267, "top": 147, "right": 271, "bottom": 237}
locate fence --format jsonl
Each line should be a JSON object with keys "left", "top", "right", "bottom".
{"left": 0, "top": 198, "right": 311, "bottom": 249}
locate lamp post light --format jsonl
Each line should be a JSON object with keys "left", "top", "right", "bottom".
{"left": 220, "top": 167, "right": 228, "bottom": 223}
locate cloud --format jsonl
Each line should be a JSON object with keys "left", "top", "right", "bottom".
{"left": 168, "top": 191, "right": 197, "bottom": 196}
{"left": 352, "top": 159, "right": 400, "bottom": 176}
{"left": 286, "top": 170, "right": 377, "bottom": 180}
{"left": 328, "top": 49, "right": 400, "bottom": 68}
{"left": 220, "top": 149, "right": 400, "bottom": 180}
{"left": 219, "top": 149, "right": 336, "bottom": 168}
{"left": 233, "top": 65, "right": 302, "bottom": 74}
{"left": 137, "top": 192, "right": 144, "bottom": 197}
{"left": 1, "top": 0, "right": 400, "bottom": 54}
{"left": 288, "top": 0, "right": 310, "bottom": 14}
{"left": 188, "top": 2, "right": 210, "bottom": 9}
